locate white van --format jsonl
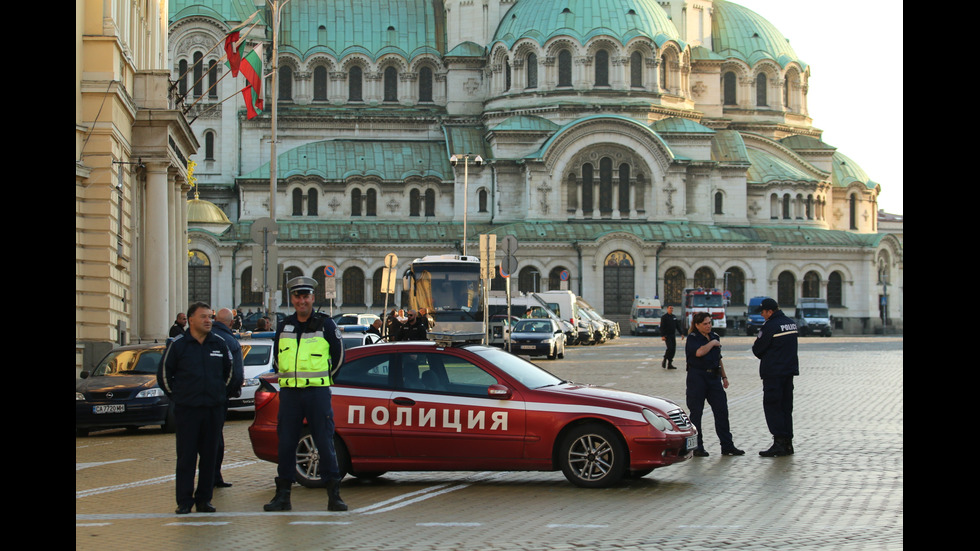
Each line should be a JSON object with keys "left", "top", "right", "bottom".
{"left": 535, "top": 290, "right": 594, "bottom": 345}
{"left": 629, "top": 297, "right": 663, "bottom": 336}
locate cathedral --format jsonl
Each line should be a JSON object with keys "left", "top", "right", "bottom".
{"left": 169, "top": 0, "right": 902, "bottom": 334}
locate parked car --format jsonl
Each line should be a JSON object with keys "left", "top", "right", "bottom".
{"left": 242, "top": 312, "right": 286, "bottom": 331}
{"left": 334, "top": 313, "right": 381, "bottom": 327}
{"left": 509, "top": 318, "right": 566, "bottom": 360}
{"left": 230, "top": 337, "right": 276, "bottom": 413}
{"left": 248, "top": 341, "right": 697, "bottom": 488}
{"left": 76, "top": 343, "right": 173, "bottom": 436}
{"left": 340, "top": 325, "right": 385, "bottom": 349}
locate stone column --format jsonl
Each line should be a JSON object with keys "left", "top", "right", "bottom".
{"left": 143, "top": 162, "right": 171, "bottom": 339}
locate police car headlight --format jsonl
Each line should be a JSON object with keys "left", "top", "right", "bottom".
{"left": 642, "top": 409, "right": 672, "bottom": 431}
{"left": 136, "top": 388, "right": 165, "bottom": 398}
{"left": 76, "top": 392, "right": 86, "bottom": 401}
{"left": 243, "top": 377, "right": 260, "bottom": 387}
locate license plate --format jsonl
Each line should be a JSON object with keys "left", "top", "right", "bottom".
{"left": 520, "top": 345, "right": 537, "bottom": 350}
{"left": 93, "top": 404, "right": 125, "bottom": 414}
{"left": 685, "top": 435, "right": 697, "bottom": 450}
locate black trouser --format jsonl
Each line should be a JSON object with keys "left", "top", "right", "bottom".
{"left": 277, "top": 386, "right": 340, "bottom": 481}
{"left": 686, "top": 369, "right": 735, "bottom": 450}
{"left": 763, "top": 376, "right": 795, "bottom": 439}
{"left": 174, "top": 404, "right": 224, "bottom": 507}
{"left": 663, "top": 336, "right": 677, "bottom": 363}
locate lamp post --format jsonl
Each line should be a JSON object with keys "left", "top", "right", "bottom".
{"left": 449, "top": 154, "right": 483, "bottom": 257}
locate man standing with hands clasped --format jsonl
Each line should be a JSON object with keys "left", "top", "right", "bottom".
{"left": 263, "top": 276, "right": 348, "bottom": 512}
{"left": 752, "top": 298, "right": 799, "bottom": 457}
{"left": 158, "top": 302, "right": 236, "bottom": 514}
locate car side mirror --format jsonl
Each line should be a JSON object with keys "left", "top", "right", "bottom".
{"left": 487, "top": 384, "right": 512, "bottom": 400}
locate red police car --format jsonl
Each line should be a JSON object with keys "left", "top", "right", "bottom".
{"left": 248, "top": 341, "right": 697, "bottom": 488}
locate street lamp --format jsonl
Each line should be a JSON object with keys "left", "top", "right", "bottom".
{"left": 449, "top": 153, "right": 483, "bottom": 256}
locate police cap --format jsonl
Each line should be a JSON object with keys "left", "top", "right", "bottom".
{"left": 760, "top": 298, "right": 779, "bottom": 311}
{"left": 287, "top": 276, "right": 317, "bottom": 295}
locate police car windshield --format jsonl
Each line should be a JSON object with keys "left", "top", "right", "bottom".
{"left": 471, "top": 348, "right": 564, "bottom": 389}
{"left": 243, "top": 345, "right": 272, "bottom": 366}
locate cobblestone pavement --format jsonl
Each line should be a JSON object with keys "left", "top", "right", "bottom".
{"left": 76, "top": 336, "right": 903, "bottom": 550}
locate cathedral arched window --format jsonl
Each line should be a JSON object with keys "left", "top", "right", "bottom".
{"left": 663, "top": 267, "right": 685, "bottom": 306}
{"left": 366, "top": 189, "right": 377, "bottom": 216}
{"left": 419, "top": 66, "right": 433, "bottom": 102}
{"left": 424, "top": 189, "right": 435, "bottom": 216}
{"left": 630, "top": 51, "right": 643, "bottom": 88}
{"left": 756, "top": 73, "right": 767, "bottom": 106}
{"left": 694, "top": 267, "right": 715, "bottom": 289}
{"left": 178, "top": 59, "right": 188, "bottom": 97}
{"left": 307, "top": 188, "right": 318, "bottom": 216}
{"left": 313, "top": 66, "right": 328, "bottom": 101}
{"left": 240, "top": 267, "right": 262, "bottom": 306}
{"left": 782, "top": 193, "right": 791, "bottom": 219}
{"left": 724, "top": 267, "right": 746, "bottom": 306}
{"left": 723, "top": 71, "right": 737, "bottom": 105}
{"left": 292, "top": 188, "right": 303, "bottom": 216}
{"left": 618, "top": 163, "right": 630, "bottom": 214}
{"left": 349, "top": 66, "right": 363, "bottom": 102}
{"left": 342, "top": 267, "right": 366, "bottom": 307}
{"left": 384, "top": 66, "right": 398, "bottom": 102}
{"left": 802, "top": 271, "right": 820, "bottom": 298}
{"left": 849, "top": 194, "right": 858, "bottom": 229}
{"left": 279, "top": 65, "right": 293, "bottom": 101}
{"left": 828, "top": 271, "right": 843, "bottom": 307}
{"left": 372, "top": 267, "right": 386, "bottom": 306}
{"left": 478, "top": 188, "right": 488, "bottom": 212}
{"left": 208, "top": 60, "right": 218, "bottom": 98}
{"left": 410, "top": 189, "right": 421, "bottom": 216}
{"left": 193, "top": 52, "right": 204, "bottom": 97}
{"left": 582, "top": 163, "right": 594, "bottom": 214}
{"left": 504, "top": 57, "right": 511, "bottom": 91}
{"left": 660, "top": 55, "right": 668, "bottom": 91}
{"left": 777, "top": 271, "right": 796, "bottom": 307}
{"left": 548, "top": 266, "right": 570, "bottom": 291}
{"left": 518, "top": 266, "right": 541, "bottom": 293}
{"left": 595, "top": 49, "right": 609, "bottom": 87}
{"left": 204, "top": 131, "right": 215, "bottom": 160}
{"left": 558, "top": 50, "right": 572, "bottom": 87}
{"left": 351, "top": 188, "right": 362, "bottom": 216}
{"left": 526, "top": 53, "right": 537, "bottom": 89}
{"left": 714, "top": 191, "right": 724, "bottom": 214}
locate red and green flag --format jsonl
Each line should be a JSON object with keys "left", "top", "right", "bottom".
{"left": 224, "top": 31, "right": 243, "bottom": 77}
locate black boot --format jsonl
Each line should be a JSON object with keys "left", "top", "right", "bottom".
{"left": 326, "top": 479, "right": 348, "bottom": 511}
{"left": 263, "top": 477, "right": 292, "bottom": 511}
{"left": 759, "top": 437, "right": 792, "bottom": 457}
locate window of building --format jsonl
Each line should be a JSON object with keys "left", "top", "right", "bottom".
{"left": 663, "top": 267, "right": 685, "bottom": 306}
{"left": 619, "top": 164, "right": 630, "bottom": 214}
{"left": 756, "top": 73, "right": 767, "bottom": 106}
{"left": 558, "top": 50, "right": 572, "bottom": 87}
{"left": 478, "top": 188, "right": 488, "bottom": 212}
{"left": 694, "top": 267, "right": 715, "bottom": 289}
{"left": 504, "top": 57, "right": 511, "bottom": 91}
{"left": 384, "top": 66, "right": 398, "bottom": 102}
{"left": 292, "top": 188, "right": 303, "bottom": 216}
{"left": 595, "top": 49, "right": 609, "bottom": 86}
{"left": 724, "top": 267, "right": 746, "bottom": 306}
{"left": 548, "top": 266, "right": 570, "bottom": 291}
{"left": 419, "top": 66, "right": 433, "bottom": 102}
{"left": 783, "top": 193, "right": 791, "bottom": 219}
{"left": 723, "top": 71, "right": 737, "bottom": 105}
{"left": 343, "top": 267, "right": 366, "bottom": 306}
{"left": 660, "top": 55, "right": 668, "bottom": 91}
{"left": 518, "top": 267, "right": 541, "bottom": 293}
{"left": 279, "top": 66, "right": 293, "bottom": 101}
{"left": 599, "top": 157, "right": 613, "bottom": 215}
{"left": 849, "top": 194, "right": 858, "bottom": 229}
{"left": 204, "top": 131, "right": 215, "bottom": 160}
{"left": 208, "top": 60, "right": 218, "bottom": 98}
{"left": 240, "top": 267, "right": 262, "bottom": 305}
{"left": 630, "top": 51, "right": 643, "bottom": 88}
{"left": 424, "top": 189, "right": 435, "bottom": 217}
{"left": 526, "top": 53, "right": 537, "bottom": 89}
{"left": 802, "top": 271, "right": 820, "bottom": 298}
{"left": 193, "top": 52, "right": 204, "bottom": 97}
{"left": 714, "top": 191, "right": 723, "bottom": 214}
{"left": 351, "top": 188, "right": 362, "bottom": 216}
{"left": 777, "top": 271, "right": 796, "bottom": 307}
{"left": 828, "top": 272, "right": 843, "bottom": 307}
{"left": 410, "top": 189, "right": 421, "bottom": 217}
{"left": 582, "top": 163, "right": 594, "bottom": 214}
{"left": 313, "top": 66, "right": 328, "bottom": 101}
{"left": 349, "top": 66, "right": 363, "bottom": 102}
{"left": 178, "top": 59, "right": 188, "bottom": 97}
{"left": 366, "top": 189, "right": 377, "bottom": 216}
{"left": 307, "top": 188, "right": 318, "bottom": 216}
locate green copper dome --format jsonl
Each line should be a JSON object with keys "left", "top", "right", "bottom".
{"left": 832, "top": 152, "right": 878, "bottom": 190}
{"left": 493, "top": 0, "right": 682, "bottom": 49}
{"left": 711, "top": 0, "right": 805, "bottom": 68}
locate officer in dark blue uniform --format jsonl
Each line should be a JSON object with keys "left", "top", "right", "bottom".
{"left": 660, "top": 306, "right": 684, "bottom": 369}
{"left": 158, "top": 302, "right": 235, "bottom": 514}
{"left": 211, "top": 308, "right": 245, "bottom": 488}
{"left": 752, "top": 298, "right": 800, "bottom": 457}
{"left": 685, "top": 312, "right": 744, "bottom": 456}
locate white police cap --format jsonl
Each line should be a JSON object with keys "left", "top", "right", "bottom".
{"left": 287, "top": 276, "right": 317, "bottom": 294}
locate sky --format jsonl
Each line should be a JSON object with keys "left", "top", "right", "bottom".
{"left": 731, "top": 0, "right": 904, "bottom": 215}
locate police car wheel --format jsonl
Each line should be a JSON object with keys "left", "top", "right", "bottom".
{"left": 559, "top": 424, "right": 626, "bottom": 488}
{"left": 295, "top": 432, "right": 351, "bottom": 489}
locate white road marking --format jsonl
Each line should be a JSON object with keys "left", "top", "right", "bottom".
{"left": 76, "top": 461, "right": 257, "bottom": 499}
{"left": 417, "top": 522, "right": 482, "bottom": 527}
{"left": 76, "top": 459, "right": 136, "bottom": 471}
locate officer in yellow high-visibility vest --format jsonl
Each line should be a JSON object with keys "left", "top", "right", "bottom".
{"left": 263, "top": 276, "right": 347, "bottom": 512}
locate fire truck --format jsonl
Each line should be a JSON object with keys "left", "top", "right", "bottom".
{"left": 681, "top": 288, "right": 727, "bottom": 336}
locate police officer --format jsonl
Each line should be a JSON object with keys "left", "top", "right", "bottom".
{"left": 264, "top": 277, "right": 348, "bottom": 512}
{"left": 169, "top": 312, "right": 187, "bottom": 338}
{"left": 211, "top": 308, "right": 245, "bottom": 487}
{"left": 660, "top": 305, "right": 684, "bottom": 369}
{"left": 685, "top": 312, "right": 744, "bottom": 457}
{"left": 752, "top": 298, "right": 800, "bottom": 457}
{"left": 158, "top": 302, "right": 235, "bottom": 514}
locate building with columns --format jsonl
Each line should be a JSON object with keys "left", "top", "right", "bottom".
{"left": 172, "top": 0, "right": 902, "bottom": 334}
{"left": 76, "top": 0, "right": 199, "bottom": 372}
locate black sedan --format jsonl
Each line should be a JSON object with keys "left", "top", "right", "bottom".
{"left": 509, "top": 318, "right": 567, "bottom": 360}
{"left": 75, "top": 343, "right": 172, "bottom": 436}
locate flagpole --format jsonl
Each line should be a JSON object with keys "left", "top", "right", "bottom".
{"left": 266, "top": 0, "right": 290, "bottom": 320}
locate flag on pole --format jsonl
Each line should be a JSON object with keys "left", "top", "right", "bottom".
{"left": 224, "top": 31, "right": 243, "bottom": 77}
{"left": 239, "top": 44, "right": 264, "bottom": 118}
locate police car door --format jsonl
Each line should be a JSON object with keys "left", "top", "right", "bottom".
{"left": 391, "top": 350, "right": 525, "bottom": 464}
{"left": 331, "top": 352, "right": 396, "bottom": 460}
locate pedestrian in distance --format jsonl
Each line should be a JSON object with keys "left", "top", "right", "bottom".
{"left": 157, "top": 302, "right": 236, "bottom": 514}
{"left": 399, "top": 310, "right": 428, "bottom": 341}
{"left": 660, "top": 305, "right": 684, "bottom": 369}
{"left": 211, "top": 308, "right": 245, "bottom": 488}
{"left": 685, "top": 311, "right": 744, "bottom": 457}
{"left": 169, "top": 312, "right": 187, "bottom": 338}
{"left": 752, "top": 298, "right": 800, "bottom": 457}
{"left": 264, "top": 276, "right": 348, "bottom": 512}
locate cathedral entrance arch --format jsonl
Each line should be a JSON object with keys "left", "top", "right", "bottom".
{"left": 603, "top": 251, "right": 634, "bottom": 316}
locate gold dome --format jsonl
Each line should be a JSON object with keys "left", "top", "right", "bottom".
{"left": 187, "top": 198, "right": 231, "bottom": 224}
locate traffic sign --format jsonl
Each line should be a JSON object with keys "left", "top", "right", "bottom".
{"left": 560, "top": 270, "right": 570, "bottom": 281}
{"left": 324, "top": 265, "right": 336, "bottom": 278}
